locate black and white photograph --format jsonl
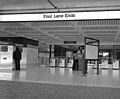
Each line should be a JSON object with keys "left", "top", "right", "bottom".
{"left": 0, "top": 0, "right": 120, "bottom": 99}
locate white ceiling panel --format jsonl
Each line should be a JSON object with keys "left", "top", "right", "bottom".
{"left": 48, "top": 31, "right": 79, "bottom": 34}
{"left": 49, "top": 0, "right": 120, "bottom": 9}
{"left": 0, "top": 0, "right": 120, "bottom": 10}
{"left": 78, "top": 20, "right": 120, "bottom": 26}
{"left": 0, "top": 0, "right": 52, "bottom": 10}
{"left": 0, "top": 20, "right": 120, "bottom": 45}
{"left": 4, "top": 27, "right": 37, "bottom": 33}
{"left": 81, "top": 26, "right": 119, "bottom": 30}
{"left": 84, "top": 31, "right": 118, "bottom": 34}
{"left": 0, "top": 0, "right": 120, "bottom": 46}
{"left": 32, "top": 21, "right": 70, "bottom": 26}
{"left": 0, "top": 31, "right": 17, "bottom": 37}
{"left": 41, "top": 27, "right": 74, "bottom": 31}
{"left": 16, "top": 32, "right": 44, "bottom": 35}
{"left": 0, "top": 23, "right": 24, "bottom": 27}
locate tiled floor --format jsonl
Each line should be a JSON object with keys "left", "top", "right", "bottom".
{"left": 0, "top": 65, "right": 120, "bottom": 88}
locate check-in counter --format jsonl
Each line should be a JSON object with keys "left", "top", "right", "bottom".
{"left": 113, "top": 60, "right": 119, "bottom": 70}
{"left": 59, "top": 58, "right": 66, "bottom": 68}
{"left": 50, "top": 58, "right": 60, "bottom": 67}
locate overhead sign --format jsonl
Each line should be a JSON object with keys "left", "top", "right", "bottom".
{"left": 1, "top": 45, "right": 8, "bottom": 52}
{"left": 64, "top": 41, "right": 76, "bottom": 44}
{"left": 1, "top": 11, "right": 120, "bottom": 21}
{"left": 0, "top": 41, "right": 9, "bottom": 45}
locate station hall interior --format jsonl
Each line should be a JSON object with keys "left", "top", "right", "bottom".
{"left": 1, "top": 0, "right": 120, "bottom": 99}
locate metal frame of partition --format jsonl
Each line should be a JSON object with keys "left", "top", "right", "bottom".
{"left": 84, "top": 37, "right": 100, "bottom": 74}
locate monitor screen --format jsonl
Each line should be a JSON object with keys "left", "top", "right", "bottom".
{"left": 103, "top": 52, "right": 109, "bottom": 57}
{"left": 85, "top": 45, "right": 98, "bottom": 59}
{"left": 1, "top": 46, "right": 8, "bottom": 52}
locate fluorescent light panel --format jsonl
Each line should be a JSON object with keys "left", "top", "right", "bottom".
{"left": 1, "top": 11, "right": 120, "bottom": 21}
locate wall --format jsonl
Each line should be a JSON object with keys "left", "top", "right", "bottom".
{"left": 54, "top": 45, "right": 68, "bottom": 58}
{"left": 20, "top": 47, "right": 27, "bottom": 68}
{"left": 38, "top": 42, "right": 52, "bottom": 66}
{"left": 26, "top": 47, "right": 38, "bottom": 66}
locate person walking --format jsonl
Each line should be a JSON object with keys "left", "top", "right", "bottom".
{"left": 13, "top": 47, "right": 22, "bottom": 70}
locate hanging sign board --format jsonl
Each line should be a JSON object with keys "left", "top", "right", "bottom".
{"left": 85, "top": 45, "right": 98, "bottom": 59}
{"left": 64, "top": 41, "right": 76, "bottom": 44}
{"left": 1, "top": 11, "right": 120, "bottom": 21}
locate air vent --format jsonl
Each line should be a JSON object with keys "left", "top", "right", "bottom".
{"left": 32, "top": 21, "right": 70, "bottom": 26}
{"left": 59, "top": 37, "right": 82, "bottom": 41}
{"left": 0, "top": 23, "right": 24, "bottom": 27}
{"left": 0, "top": 31, "right": 17, "bottom": 37}
{"left": 84, "top": 31, "right": 117, "bottom": 34}
{"left": 87, "top": 34, "right": 115, "bottom": 37}
{"left": 4, "top": 28, "right": 17, "bottom": 31}
{"left": 64, "top": 41, "right": 76, "bottom": 44}
{"left": 78, "top": 20, "right": 120, "bottom": 26}
{"left": 54, "top": 35, "right": 81, "bottom": 36}
{"left": 41, "top": 27, "right": 74, "bottom": 31}
{"left": 48, "top": 31, "right": 78, "bottom": 34}
{"left": 81, "top": 26, "right": 119, "bottom": 30}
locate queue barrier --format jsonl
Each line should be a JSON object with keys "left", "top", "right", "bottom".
{"left": 67, "top": 59, "right": 73, "bottom": 68}
{"left": 50, "top": 58, "right": 56, "bottom": 67}
{"left": 59, "top": 58, "right": 66, "bottom": 68}
{"left": 50, "top": 58, "right": 59, "bottom": 67}
{"left": 101, "top": 60, "right": 119, "bottom": 70}
{"left": 113, "top": 60, "right": 119, "bottom": 70}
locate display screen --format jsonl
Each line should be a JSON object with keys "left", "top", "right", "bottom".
{"left": 1, "top": 46, "right": 8, "bottom": 52}
{"left": 103, "top": 52, "right": 109, "bottom": 57}
{"left": 85, "top": 45, "right": 98, "bottom": 59}
{"left": 99, "top": 53, "right": 103, "bottom": 57}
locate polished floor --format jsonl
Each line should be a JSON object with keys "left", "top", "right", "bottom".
{"left": 0, "top": 65, "right": 120, "bottom": 88}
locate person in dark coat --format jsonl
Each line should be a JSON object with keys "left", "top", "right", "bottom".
{"left": 13, "top": 47, "right": 22, "bottom": 70}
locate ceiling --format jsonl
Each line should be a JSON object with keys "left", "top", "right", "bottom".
{"left": 0, "top": 0, "right": 120, "bottom": 46}
{"left": 0, "top": 0, "right": 120, "bottom": 11}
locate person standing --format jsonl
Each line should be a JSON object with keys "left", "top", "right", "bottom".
{"left": 13, "top": 47, "right": 22, "bottom": 70}
{"left": 77, "top": 49, "right": 83, "bottom": 70}
{"left": 81, "top": 49, "right": 86, "bottom": 76}
{"left": 72, "top": 50, "right": 79, "bottom": 71}
{"left": 77, "top": 46, "right": 86, "bottom": 76}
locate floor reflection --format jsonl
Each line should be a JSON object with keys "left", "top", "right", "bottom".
{"left": 0, "top": 72, "right": 12, "bottom": 80}
{"left": 0, "top": 66, "right": 119, "bottom": 88}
